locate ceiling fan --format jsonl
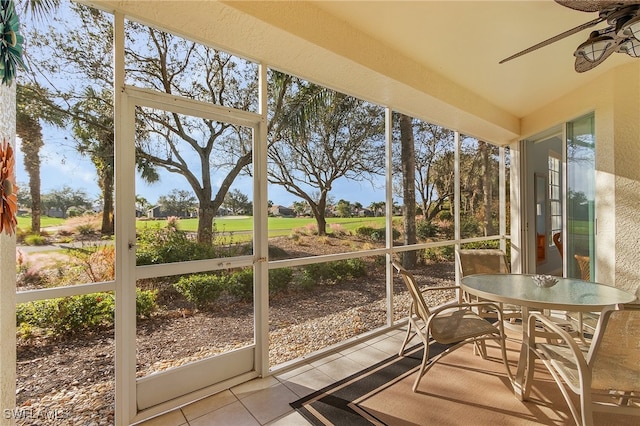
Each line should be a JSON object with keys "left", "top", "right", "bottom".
{"left": 500, "top": 1, "right": 640, "bottom": 72}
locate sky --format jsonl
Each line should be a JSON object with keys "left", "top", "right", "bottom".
{"left": 14, "top": 0, "right": 389, "bottom": 211}
{"left": 14, "top": 126, "right": 387, "bottom": 209}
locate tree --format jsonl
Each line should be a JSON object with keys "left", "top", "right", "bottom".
{"left": 223, "top": 189, "right": 251, "bottom": 215}
{"left": 157, "top": 189, "right": 197, "bottom": 218}
{"left": 24, "top": 4, "right": 254, "bottom": 243}
{"left": 335, "top": 199, "right": 352, "bottom": 218}
{"left": 268, "top": 78, "right": 385, "bottom": 235}
{"left": 413, "top": 123, "right": 455, "bottom": 221}
{"left": 368, "top": 201, "right": 385, "bottom": 217}
{"left": 41, "top": 186, "right": 92, "bottom": 218}
{"left": 399, "top": 113, "right": 416, "bottom": 268}
{"left": 16, "top": 83, "right": 65, "bottom": 233}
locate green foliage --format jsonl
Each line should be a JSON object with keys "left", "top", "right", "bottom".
{"left": 227, "top": 269, "right": 253, "bottom": 302}
{"left": 173, "top": 274, "right": 227, "bottom": 308}
{"left": 228, "top": 268, "right": 294, "bottom": 301}
{"left": 136, "top": 288, "right": 158, "bottom": 317}
{"left": 16, "top": 293, "right": 114, "bottom": 335}
{"left": 23, "top": 233, "right": 47, "bottom": 246}
{"left": 136, "top": 225, "right": 220, "bottom": 265}
{"left": 16, "top": 290, "right": 157, "bottom": 337}
{"left": 298, "top": 258, "right": 367, "bottom": 288}
{"left": 268, "top": 267, "right": 293, "bottom": 294}
{"left": 354, "top": 225, "right": 400, "bottom": 242}
{"left": 416, "top": 220, "right": 438, "bottom": 240}
{"left": 75, "top": 223, "right": 96, "bottom": 235}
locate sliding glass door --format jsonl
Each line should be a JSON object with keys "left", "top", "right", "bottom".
{"left": 566, "top": 113, "right": 596, "bottom": 280}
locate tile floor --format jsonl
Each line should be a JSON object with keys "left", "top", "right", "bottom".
{"left": 136, "top": 328, "right": 407, "bottom": 425}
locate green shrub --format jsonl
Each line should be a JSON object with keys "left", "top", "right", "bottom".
{"left": 228, "top": 269, "right": 254, "bottom": 302}
{"left": 173, "top": 274, "right": 226, "bottom": 308}
{"left": 268, "top": 267, "right": 293, "bottom": 294}
{"left": 76, "top": 223, "right": 95, "bottom": 235}
{"left": 136, "top": 288, "right": 158, "bottom": 317}
{"left": 298, "top": 258, "right": 367, "bottom": 288}
{"left": 416, "top": 220, "right": 438, "bottom": 240}
{"left": 16, "top": 290, "right": 157, "bottom": 337}
{"left": 355, "top": 226, "right": 376, "bottom": 239}
{"left": 355, "top": 225, "right": 400, "bottom": 242}
{"left": 23, "top": 233, "right": 47, "bottom": 246}
{"left": 136, "top": 225, "right": 219, "bottom": 265}
{"left": 16, "top": 293, "right": 114, "bottom": 335}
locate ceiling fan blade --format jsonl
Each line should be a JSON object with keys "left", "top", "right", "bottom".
{"left": 555, "top": 1, "right": 624, "bottom": 13}
{"left": 499, "top": 16, "right": 604, "bottom": 64}
{"left": 574, "top": 37, "right": 621, "bottom": 72}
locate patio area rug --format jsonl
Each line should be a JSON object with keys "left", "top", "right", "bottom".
{"left": 291, "top": 337, "right": 636, "bottom": 425}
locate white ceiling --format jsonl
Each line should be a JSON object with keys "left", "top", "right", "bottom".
{"left": 310, "top": 0, "right": 637, "bottom": 118}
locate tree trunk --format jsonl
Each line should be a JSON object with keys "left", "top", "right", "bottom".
{"left": 480, "top": 141, "right": 494, "bottom": 236}
{"left": 197, "top": 203, "right": 216, "bottom": 244}
{"left": 15, "top": 115, "right": 43, "bottom": 234}
{"left": 100, "top": 170, "right": 114, "bottom": 235}
{"left": 399, "top": 114, "right": 417, "bottom": 268}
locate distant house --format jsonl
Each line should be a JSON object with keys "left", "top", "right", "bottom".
{"left": 357, "top": 208, "right": 374, "bottom": 217}
{"left": 269, "top": 205, "right": 295, "bottom": 217}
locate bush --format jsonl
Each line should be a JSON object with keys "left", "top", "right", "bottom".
{"left": 173, "top": 274, "right": 226, "bottom": 308}
{"left": 23, "top": 233, "right": 47, "bottom": 246}
{"left": 298, "top": 258, "right": 367, "bottom": 288}
{"left": 268, "top": 267, "right": 293, "bottom": 294}
{"left": 16, "top": 293, "right": 114, "bottom": 335}
{"left": 16, "top": 290, "right": 157, "bottom": 337}
{"left": 136, "top": 288, "right": 158, "bottom": 317}
{"left": 228, "top": 269, "right": 254, "bottom": 302}
{"left": 355, "top": 225, "right": 400, "bottom": 242}
{"left": 75, "top": 223, "right": 95, "bottom": 235}
{"left": 416, "top": 220, "right": 438, "bottom": 240}
{"left": 136, "top": 225, "right": 219, "bottom": 265}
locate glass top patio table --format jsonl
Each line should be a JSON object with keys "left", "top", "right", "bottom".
{"left": 460, "top": 273, "right": 636, "bottom": 401}
{"left": 460, "top": 274, "right": 636, "bottom": 312}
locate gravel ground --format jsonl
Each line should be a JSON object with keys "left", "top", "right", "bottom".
{"left": 15, "top": 235, "right": 455, "bottom": 425}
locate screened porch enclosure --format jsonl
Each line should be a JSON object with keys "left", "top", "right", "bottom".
{"left": 4, "top": 1, "right": 640, "bottom": 425}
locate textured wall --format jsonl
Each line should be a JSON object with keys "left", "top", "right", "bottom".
{"left": 0, "top": 82, "right": 16, "bottom": 424}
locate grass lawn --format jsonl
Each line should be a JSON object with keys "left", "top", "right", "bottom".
{"left": 17, "top": 216, "right": 66, "bottom": 230}
{"left": 137, "top": 216, "right": 390, "bottom": 236}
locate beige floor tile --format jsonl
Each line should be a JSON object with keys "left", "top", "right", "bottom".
{"left": 369, "top": 336, "right": 403, "bottom": 355}
{"left": 272, "top": 362, "right": 314, "bottom": 381}
{"left": 189, "top": 400, "right": 259, "bottom": 426}
{"left": 315, "top": 355, "right": 367, "bottom": 381}
{"left": 181, "top": 389, "right": 238, "bottom": 421}
{"left": 309, "top": 352, "right": 342, "bottom": 368}
{"left": 280, "top": 367, "right": 336, "bottom": 398}
{"left": 346, "top": 345, "right": 391, "bottom": 367}
{"left": 239, "top": 383, "right": 300, "bottom": 425}
{"left": 265, "top": 409, "right": 311, "bottom": 425}
{"left": 231, "top": 375, "right": 280, "bottom": 399}
{"left": 337, "top": 341, "right": 368, "bottom": 356}
{"left": 134, "top": 409, "right": 187, "bottom": 426}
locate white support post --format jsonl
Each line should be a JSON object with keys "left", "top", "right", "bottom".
{"left": 384, "top": 108, "right": 393, "bottom": 326}
{"left": 255, "top": 63, "right": 269, "bottom": 376}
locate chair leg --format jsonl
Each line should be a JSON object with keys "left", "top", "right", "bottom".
{"left": 399, "top": 321, "right": 413, "bottom": 356}
{"left": 412, "top": 340, "right": 430, "bottom": 392}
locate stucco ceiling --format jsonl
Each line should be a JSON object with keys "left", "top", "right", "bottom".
{"left": 85, "top": 0, "right": 638, "bottom": 143}
{"left": 309, "top": 0, "right": 636, "bottom": 119}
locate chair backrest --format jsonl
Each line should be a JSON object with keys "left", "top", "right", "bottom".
{"left": 574, "top": 254, "right": 591, "bottom": 281}
{"left": 589, "top": 304, "right": 640, "bottom": 392}
{"left": 392, "top": 261, "right": 431, "bottom": 321}
{"left": 456, "top": 249, "right": 510, "bottom": 277}
{"left": 552, "top": 232, "right": 563, "bottom": 259}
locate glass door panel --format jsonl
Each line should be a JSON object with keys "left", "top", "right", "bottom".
{"left": 566, "top": 114, "right": 596, "bottom": 280}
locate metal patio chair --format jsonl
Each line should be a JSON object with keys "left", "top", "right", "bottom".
{"left": 528, "top": 304, "right": 640, "bottom": 426}
{"left": 392, "top": 261, "right": 511, "bottom": 392}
